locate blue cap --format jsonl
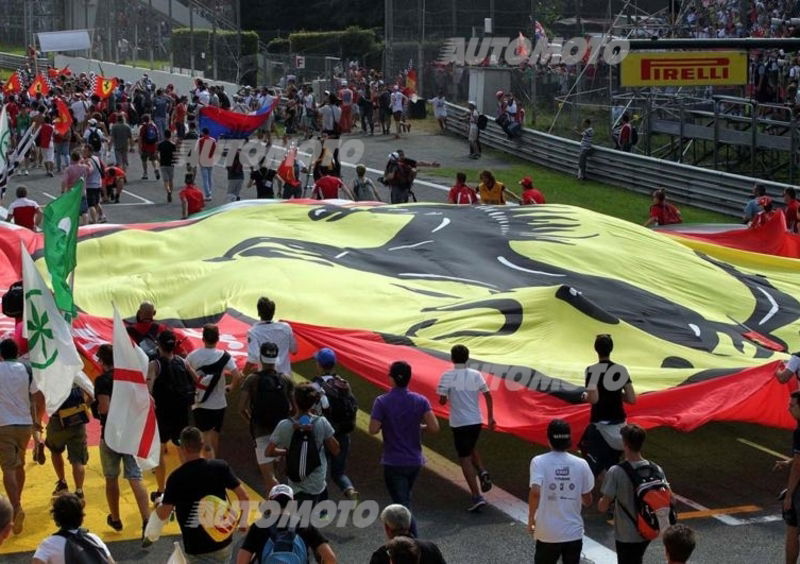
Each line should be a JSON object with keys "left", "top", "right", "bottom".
{"left": 315, "top": 347, "right": 336, "bottom": 368}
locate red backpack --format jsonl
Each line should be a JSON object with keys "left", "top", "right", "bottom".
{"left": 617, "top": 461, "right": 677, "bottom": 540}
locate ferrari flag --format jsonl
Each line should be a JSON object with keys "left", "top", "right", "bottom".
{"left": 27, "top": 73, "right": 51, "bottom": 97}
{"left": 91, "top": 75, "right": 119, "bottom": 99}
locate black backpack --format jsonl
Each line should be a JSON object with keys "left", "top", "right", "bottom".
{"left": 154, "top": 357, "right": 195, "bottom": 407}
{"left": 1, "top": 280, "right": 23, "bottom": 319}
{"left": 87, "top": 128, "right": 102, "bottom": 153}
{"left": 250, "top": 370, "right": 292, "bottom": 432}
{"left": 55, "top": 529, "right": 111, "bottom": 564}
{"left": 286, "top": 417, "right": 322, "bottom": 483}
{"left": 126, "top": 323, "right": 160, "bottom": 361}
{"left": 477, "top": 114, "right": 488, "bottom": 130}
{"left": 315, "top": 374, "right": 357, "bottom": 434}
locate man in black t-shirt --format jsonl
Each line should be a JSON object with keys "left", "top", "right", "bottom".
{"left": 157, "top": 130, "right": 177, "bottom": 202}
{"left": 775, "top": 391, "right": 800, "bottom": 564}
{"left": 156, "top": 427, "right": 249, "bottom": 560}
{"left": 579, "top": 334, "right": 637, "bottom": 479}
{"left": 369, "top": 504, "right": 446, "bottom": 564}
{"left": 91, "top": 344, "right": 151, "bottom": 535}
{"left": 237, "top": 484, "right": 337, "bottom": 563}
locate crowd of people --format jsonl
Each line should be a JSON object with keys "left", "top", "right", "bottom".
{"left": 0, "top": 294, "right": 709, "bottom": 563}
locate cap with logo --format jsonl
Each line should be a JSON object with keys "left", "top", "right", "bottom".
{"left": 259, "top": 341, "right": 279, "bottom": 361}
{"left": 268, "top": 484, "right": 294, "bottom": 500}
{"left": 547, "top": 419, "right": 571, "bottom": 444}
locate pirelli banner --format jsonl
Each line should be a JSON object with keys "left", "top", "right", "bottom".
{"left": 620, "top": 51, "right": 748, "bottom": 87}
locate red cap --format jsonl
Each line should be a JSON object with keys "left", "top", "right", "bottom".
{"left": 519, "top": 176, "right": 533, "bottom": 188}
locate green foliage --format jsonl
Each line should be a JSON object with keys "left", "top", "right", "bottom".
{"left": 267, "top": 37, "right": 290, "bottom": 54}
{"left": 289, "top": 26, "right": 379, "bottom": 58}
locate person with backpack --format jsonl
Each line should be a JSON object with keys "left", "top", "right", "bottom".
{"left": 437, "top": 345, "right": 495, "bottom": 513}
{"left": 239, "top": 341, "right": 295, "bottom": 492}
{"left": 352, "top": 164, "right": 381, "bottom": 201}
{"left": 91, "top": 344, "right": 151, "bottom": 535}
{"left": 528, "top": 419, "right": 594, "bottom": 564}
{"left": 598, "top": 424, "right": 675, "bottom": 564}
{"left": 186, "top": 324, "right": 243, "bottom": 460}
{"left": 579, "top": 334, "right": 636, "bottom": 482}
{"left": 138, "top": 114, "right": 160, "bottom": 181}
{"left": 644, "top": 189, "right": 682, "bottom": 227}
{"left": 146, "top": 330, "right": 199, "bottom": 503}
{"left": 155, "top": 427, "right": 249, "bottom": 563}
{"left": 312, "top": 348, "right": 359, "bottom": 500}
{"left": 369, "top": 361, "right": 440, "bottom": 538}
{"left": 236, "top": 483, "right": 337, "bottom": 564}
{"left": 267, "top": 383, "right": 339, "bottom": 506}
{"left": 83, "top": 117, "right": 106, "bottom": 155}
{"left": 32, "top": 493, "right": 114, "bottom": 564}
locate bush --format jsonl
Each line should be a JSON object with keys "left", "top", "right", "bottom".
{"left": 288, "top": 26, "right": 379, "bottom": 58}
{"left": 267, "top": 37, "right": 290, "bottom": 54}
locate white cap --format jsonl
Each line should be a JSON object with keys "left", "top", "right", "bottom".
{"left": 468, "top": 100, "right": 476, "bottom": 106}
{"left": 88, "top": 118, "right": 97, "bottom": 126}
{"left": 269, "top": 484, "right": 294, "bottom": 500}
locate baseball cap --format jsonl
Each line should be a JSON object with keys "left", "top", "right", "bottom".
{"left": 519, "top": 176, "right": 533, "bottom": 189}
{"left": 259, "top": 341, "right": 279, "bottom": 361}
{"left": 468, "top": 100, "right": 476, "bottom": 107}
{"left": 547, "top": 419, "right": 571, "bottom": 445}
{"left": 268, "top": 484, "right": 294, "bottom": 500}
{"left": 88, "top": 118, "right": 97, "bottom": 126}
{"left": 759, "top": 196, "right": 773, "bottom": 207}
{"left": 315, "top": 347, "right": 336, "bottom": 368}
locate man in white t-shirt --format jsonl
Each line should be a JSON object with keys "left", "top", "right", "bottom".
{"left": 186, "top": 323, "right": 243, "bottom": 459}
{"left": 244, "top": 297, "right": 297, "bottom": 377}
{"left": 390, "top": 87, "right": 408, "bottom": 138}
{"left": 528, "top": 419, "right": 594, "bottom": 564}
{"left": 437, "top": 344, "right": 495, "bottom": 512}
{"left": 33, "top": 492, "right": 113, "bottom": 564}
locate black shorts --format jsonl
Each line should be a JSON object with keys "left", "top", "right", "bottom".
{"left": 282, "top": 184, "right": 302, "bottom": 199}
{"left": 452, "top": 424, "right": 482, "bottom": 458}
{"left": 193, "top": 407, "right": 225, "bottom": 433}
{"left": 86, "top": 188, "right": 101, "bottom": 208}
{"left": 156, "top": 407, "right": 190, "bottom": 446}
{"left": 578, "top": 423, "right": 622, "bottom": 477}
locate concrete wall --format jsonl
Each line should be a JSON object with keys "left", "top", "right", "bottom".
{"left": 54, "top": 54, "right": 239, "bottom": 93}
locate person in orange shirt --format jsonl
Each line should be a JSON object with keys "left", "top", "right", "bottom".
{"left": 477, "top": 170, "right": 520, "bottom": 205}
{"left": 519, "top": 177, "right": 546, "bottom": 205}
{"left": 179, "top": 173, "right": 205, "bottom": 219}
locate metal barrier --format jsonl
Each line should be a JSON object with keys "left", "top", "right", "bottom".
{"left": 0, "top": 52, "right": 49, "bottom": 71}
{"left": 443, "top": 102, "right": 794, "bottom": 218}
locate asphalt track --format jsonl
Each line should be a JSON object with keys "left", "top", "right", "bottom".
{"left": 0, "top": 127, "right": 793, "bottom": 563}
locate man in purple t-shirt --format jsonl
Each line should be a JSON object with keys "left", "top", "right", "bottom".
{"left": 369, "top": 361, "right": 439, "bottom": 537}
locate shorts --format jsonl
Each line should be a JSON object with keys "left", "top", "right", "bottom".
{"left": 254, "top": 434, "right": 277, "bottom": 465}
{"left": 156, "top": 407, "right": 190, "bottom": 446}
{"left": 99, "top": 439, "right": 142, "bottom": 480}
{"left": 393, "top": 111, "right": 402, "bottom": 121}
{"left": 282, "top": 184, "right": 302, "bottom": 199}
{"left": 45, "top": 419, "right": 89, "bottom": 465}
{"left": 160, "top": 166, "right": 175, "bottom": 183}
{"left": 141, "top": 148, "right": 156, "bottom": 160}
{"left": 0, "top": 425, "right": 32, "bottom": 470}
{"left": 578, "top": 423, "right": 622, "bottom": 477}
{"left": 193, "top": 408, "right": 225, "bottom": 433}
{"left": 452, "top": 424, "right": 482, "bottom": 458}
{"left": 114, "top": 149, "right": 129, "bottom": 167}
{"left": 80, "top": 196, "right": 89, "bottom": 215}
{"left": 86, "top": 188, "right": 101, "bottom": 208}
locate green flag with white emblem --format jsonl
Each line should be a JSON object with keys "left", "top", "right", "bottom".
{"left": 43, "top": 181, "right": 82, "bottom": 318}
{"left": 0, "top": 105, "right": 10, "bottom": 179}
{"left": 21, "top": 244, "right": 85, "bottom": 415}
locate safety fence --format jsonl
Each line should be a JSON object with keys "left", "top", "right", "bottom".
{"left": 443, "top": 102, "right": 794, "bottom": 218}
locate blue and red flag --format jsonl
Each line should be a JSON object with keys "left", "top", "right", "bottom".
{"left": 198, "top": 99, "right": 275, "bottom": 139}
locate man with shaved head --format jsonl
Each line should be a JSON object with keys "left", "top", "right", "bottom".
{"left": 125, "top": 301, "right": 187, "bottom": 358}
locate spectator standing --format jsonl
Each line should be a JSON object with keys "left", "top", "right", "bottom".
{"left": 91, "top": 344, "right": 150, "bottom": 535}
{"left": 152, "top": 89, "right": 172, "bottom": 142}
{"left": 157, "top": 129, "right": 176, "bottom": 202}
{"left": 436, "top": 345, "right": 495, "bottom": 512}
{"left": 352, "top": 164, "right": 381, "bottom": 201}
{"left": 784, "top": 187, "right": 800, "bottom": 232}
{"left": 575, "top": 118, "right": 593, "bottom": 180}
{"left": 186, "top": 324, "right": 242, "bottom": 460}
{"left": 448, "top": 172, "right": 478, "bottom": 205}
{"left": 598, "top": 424, "right": 673, "bottom": 564}
{"left": 226, "top": 150, "right": 245, "bottom": 202}
{"left": 155, "top": 427, "right": 249, "bottom": 563}
{"left": 6, "top": 186, "right": 41, "bottom": 230}
{"left": 38, "top": 116, "right": 55, "bottom": 177}
{"left": 239, "top": 341, "right": 294, "bottom": 493}
{"left": 466, "top": 101, "right": 481, "bottom": 159}
{"left": 743, "top": 183, "right": 766, "bottom": 224}
{"left": 243, "top": 297, "right": 297, "bottom": 378}
{"left": 82, "top": 145, "right": 108, "bottom": 224}
{"left": 197, "top": 127, "right": 217, "bottom": 201}
{"left": 369, "top": 361, "right": 440, "bottom": 537}
{"left": 391, "top": 87, "right": 409, "bottom": 138}
{"left": 138, "top": 115, "right": 160, "bottom": 181}
{"left": 109, "top": 114, "right": 132, "bottom": 172}
{"left": 618, "top": 113, "right": 633, "bottom": 152}
{"left": 528, "top": 419, "right": 594, "bottom": 564}
{"left": 0, "top": 339, "right": 42, "bottom": 535}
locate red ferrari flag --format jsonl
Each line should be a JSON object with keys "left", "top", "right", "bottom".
{"left": 91, "top": 75, "right": 119, "bottom": 100}
{"left": 27, "top": 73, "right": 51, "bottom": 97}
{"left": 3, "top": 70, "right": 22, "bottom": 96}
{"left": 48, "top": 66, "right": 71, "bottom": 80}
{"left": 53, "top": 98, "right": 73, "bottom": 136}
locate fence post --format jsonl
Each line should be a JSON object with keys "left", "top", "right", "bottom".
{"left": 713, "top": 99, "right": 719, "bottom": 170}
{"left": 189, "top": 5, "right": 195, "bottom": 77}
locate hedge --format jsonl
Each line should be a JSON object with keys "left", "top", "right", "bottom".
{"left": 288, "top": 26, "right": 379, "bottom": 58}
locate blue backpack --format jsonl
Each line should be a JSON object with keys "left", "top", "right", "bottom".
{"left": 260, "top": 525, "right": 308, "bottom": 564}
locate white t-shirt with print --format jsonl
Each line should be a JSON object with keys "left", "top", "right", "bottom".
{"left": 529, "top": 450, "right": 594, "bottom": 543}
{"left": 186, "top": 347, "right": 237, "bottom": 410}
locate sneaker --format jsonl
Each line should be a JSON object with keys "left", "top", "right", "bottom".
{"left": 467, "top": 496, "right": 487, "bottom": 513}
{"left": 344, "top": 488, "right": 359, "bottom": 501}
{"left": 74, "top": 489, "right": 84, "bottom": 500}
{"left": 47, "top": 172, "right": 54, "bottom": 177}
{"left": 107, "top": 514, "right": 123, "bottom": 531}
{"left": 52, "top": 480, "right": 68, "bottom": 496}
{"left": 98, "top": 216, "right": 108, "bottom": 223}
{"left": 12, "top": 508, "right": 24, "bottom": 534}
{"left": 142, "top": 521, "right": 153, "bottom": 548}
{"left": 150, "top": 490, "right": 163, "bottom": 504}
{"left": 155, "top": 169, "right": 160, "bottom": 180}
{"left": 23, "top": 169, "right": 29, "bottom": 175}
{"left": 142, "top": 175, "right": 148, "bottom": 180}
{"left": 34, "top": 441, "right": 46, "bottom": 465}
{"left": 114, "top": 195, "right": 120, "bottom": 203}
{"left": 204, "top": 196, "right": 212, "bottom": 202}
{"left": 479, "top": 471, "right": 493, "bottom": 493}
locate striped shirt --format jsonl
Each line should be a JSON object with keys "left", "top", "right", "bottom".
{"left": 580, "top": 127, "right": 594, "bottom": 150}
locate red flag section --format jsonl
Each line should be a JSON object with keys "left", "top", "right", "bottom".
{"left": 664, "top": 211, "right": 800, "bottom": 259}
{"left": 91, "top": 75, "right": 119, "bottom": 100}
{"left": 27, "top": 73, "right": 50, "bottom": 97}
{"left": 3, "top": 71, "right": 22, "bottom": 95}
{"left": 53, "top": 98, "right": 73, "bottom": 136}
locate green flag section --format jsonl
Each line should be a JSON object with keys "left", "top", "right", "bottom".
{"left": 21, "top": 243, "right": 85, "bottom": 415}
{"left": 43, "top": 181, "right": 82, "bottom": 318}
{"left": 0, "top": 104, "right": 10, "bottom": 179}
